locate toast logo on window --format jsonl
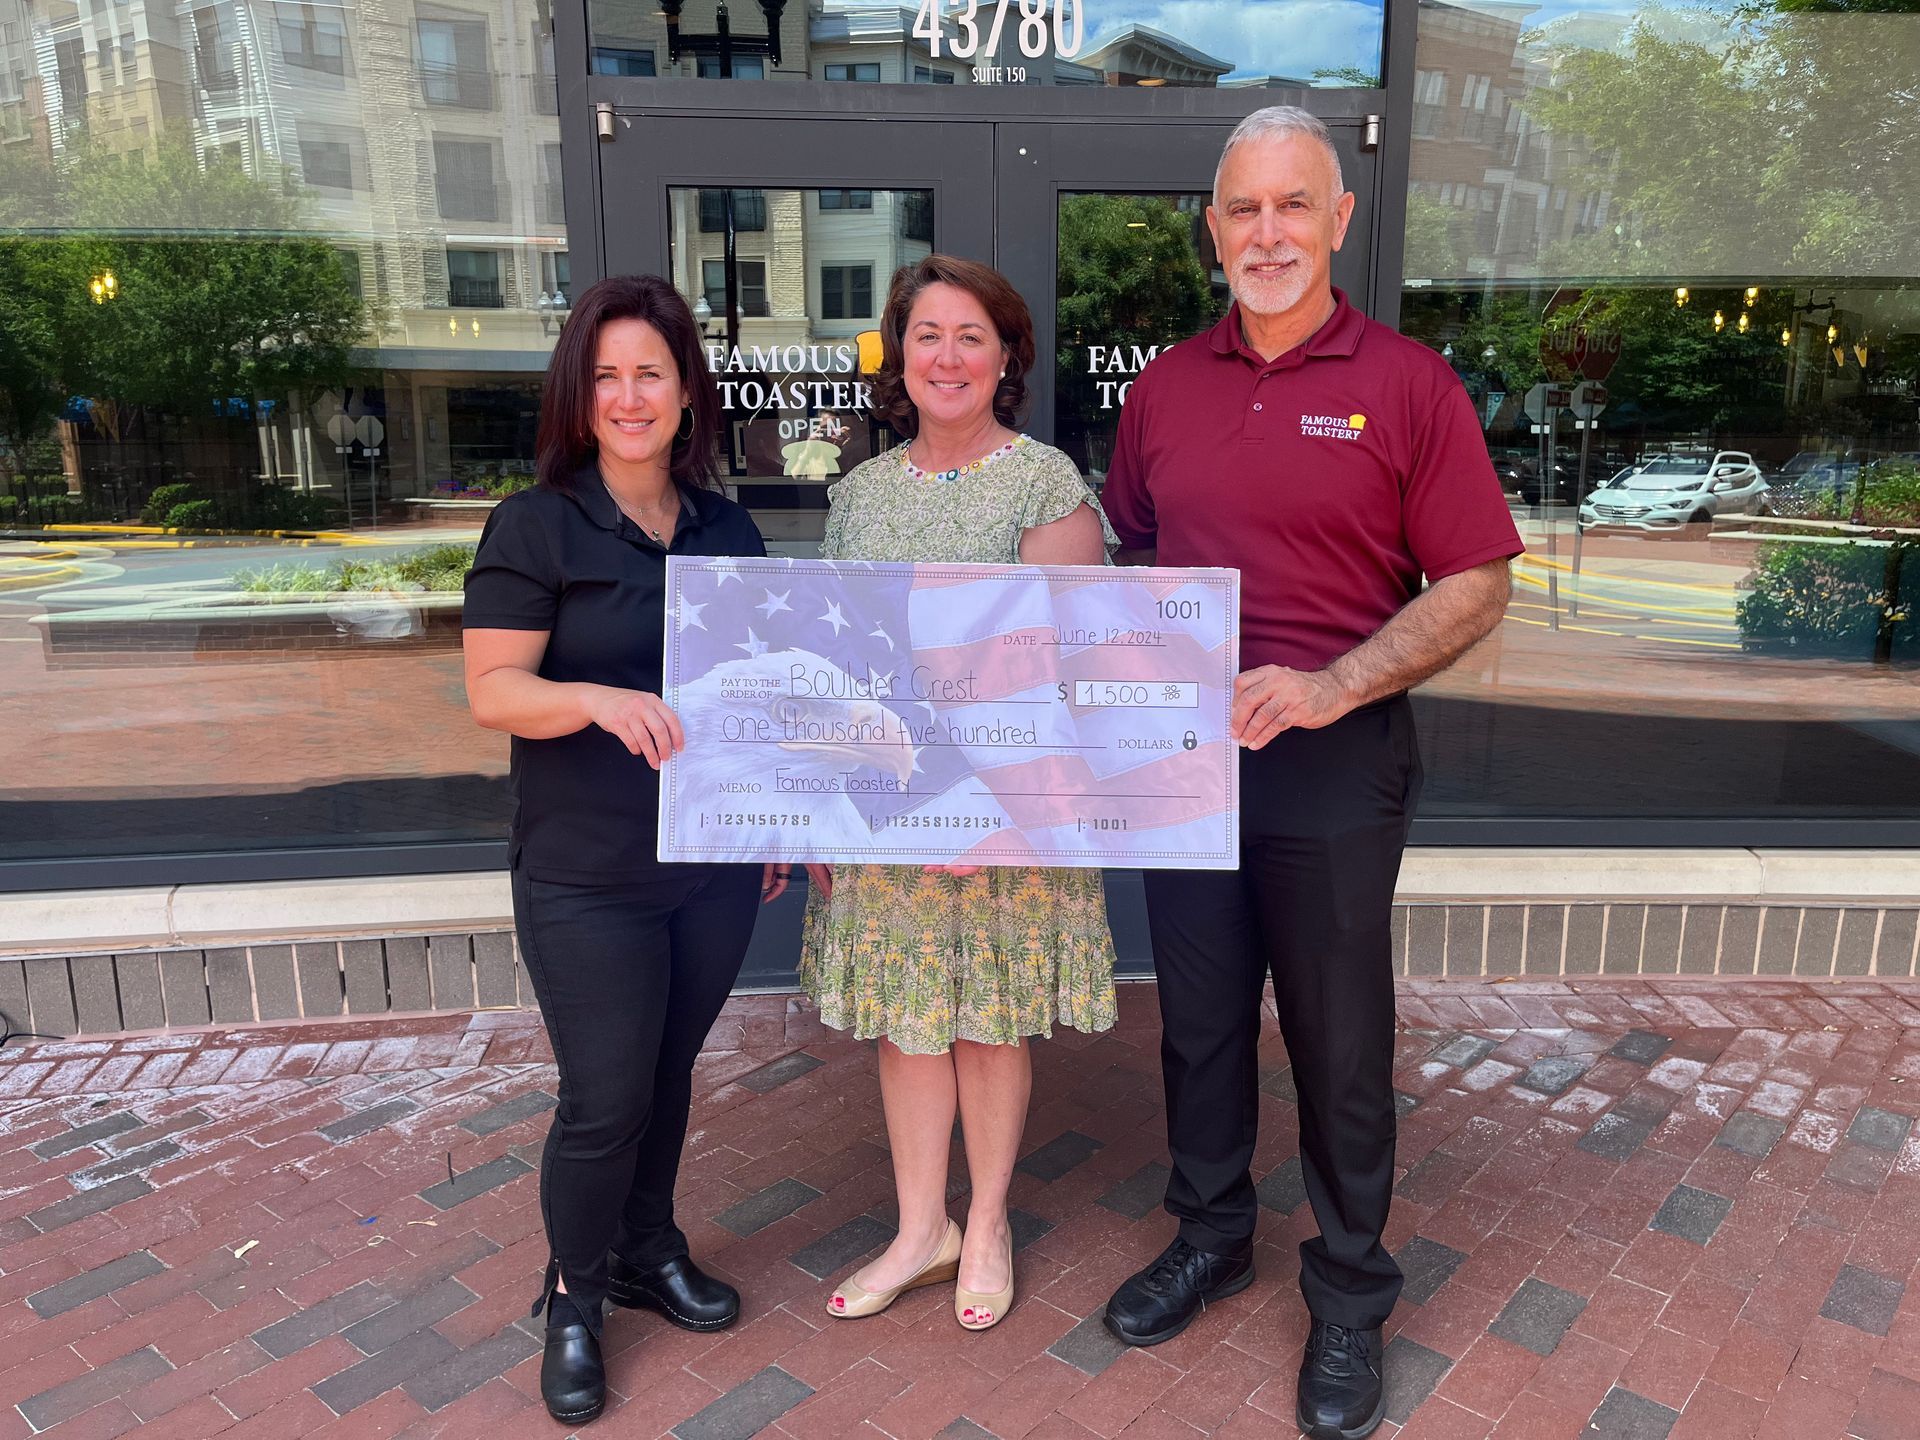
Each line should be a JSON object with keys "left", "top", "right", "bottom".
{"left": 1301, "top": 412, "right": 1368, "bottom": 440}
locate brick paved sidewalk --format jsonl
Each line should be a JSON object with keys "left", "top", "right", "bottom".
{"left": 3, "top": 979, "right": 1919, "bottom": 1439}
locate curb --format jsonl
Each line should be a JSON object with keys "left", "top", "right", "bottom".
{"left": 35, "top": 522, "right": 366, "bottom": 543}
{"left": 0, "top": 563, "right": 82, "bottom": 592}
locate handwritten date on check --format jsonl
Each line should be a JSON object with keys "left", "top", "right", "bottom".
{"left": 658, "top": 557, "right": 1239, "bottom": 869}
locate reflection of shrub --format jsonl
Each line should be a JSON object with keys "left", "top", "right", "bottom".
{"left": 237, "top": 543, "right": 475, "bottom": 594}
{"left": 484, "top": 473, "right": 536, "bottom": 498}
{"left": 1788, "top": 461, "right": 1920, "bottom": 527}
{"left": 5, "top": 475, "right": 69, "bottom": 499}
{"left": 143, "top": 482, "right": 339, "bottom": 530}
{"left": 165, "top": 499, "right": 222, "bottom": 530}
{"left": 34, "top": 494, "right": 88, "bottom": 523}
{"left": 0, "top": 481, "right": 94, "bottom": 524}
{"left": 142, "top": 483, "right": 199, "bottom": 524}
{"left": 246, "top": 485, "right": 339, "bottom": 530}
{"left": 1738, "top": 540, "right": 1917, "bottom": 659}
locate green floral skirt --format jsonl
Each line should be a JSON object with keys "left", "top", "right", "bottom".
{"left": 799, "top": 865, "right": 1119, "bottom": 1055}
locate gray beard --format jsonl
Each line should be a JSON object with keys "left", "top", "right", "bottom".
{"left": 1230, "top": 264, "right": 1313, "bottom": 317}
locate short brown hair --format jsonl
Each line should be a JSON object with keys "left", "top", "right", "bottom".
{"left": 871, "top": 255, "right": 1034, "bottom": 436}
{"left": 535, "top": 273, "right": 723, "bottom": 493}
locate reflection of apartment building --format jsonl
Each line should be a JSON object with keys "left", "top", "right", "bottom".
{"left": 14, "top": 0, "right": 193, "bottom": 155}
{"left": 667, "top": 183, "right": 932, "bottom": 525}
{"left": 1080, "top": 25, "right": 1227, "bottom": 86}
{"left": 1406, "top": 0, "right": 1613, "bottom": 282}
{"left": 9, "top": 0, "right": 569, "bottom": 498}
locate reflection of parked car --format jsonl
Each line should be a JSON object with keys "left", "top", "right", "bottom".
{"left": 1762, "top": 459, "right": 1856, "bottom": 516}
{"left": 1760, "top": 452, "right": 1846, "bottom": 516}
{"left": 1578, "top": 451, "right": 1767, "bottom": 535}
{"left": 1516, "top": 458, "right": 1580, "bottom": 506}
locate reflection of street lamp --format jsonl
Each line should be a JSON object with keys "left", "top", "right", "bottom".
{"left": 89, "top": 270, "right": 117, "bottom": 303}
{"left": 660, "top": 0, "right": 787, "bottom": 72}
{"left": 536, "top": 289, "right": 570, "bottom": 337}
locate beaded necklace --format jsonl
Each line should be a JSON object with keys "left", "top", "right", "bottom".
{"left": 901, "top": 433, "right": 1029, "bottom": 484}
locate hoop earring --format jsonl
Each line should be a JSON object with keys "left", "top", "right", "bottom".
{"left": 675, "top": 407, "right": 695, "bottom": 443}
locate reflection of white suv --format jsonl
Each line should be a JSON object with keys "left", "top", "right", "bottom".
{"left": 1579, "top": 451, "right": 1767, "bottom": 535}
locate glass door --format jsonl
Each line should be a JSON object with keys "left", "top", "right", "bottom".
{"left": 599, "top": 117, "right": 995, "bottom": 549}
{"left": 594, "top": 110, "right": 1378, "bottom": 544}
{"left": 996, "top": 119, "right": 1377, "bottom": 490}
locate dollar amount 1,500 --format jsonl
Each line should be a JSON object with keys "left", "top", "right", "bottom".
{"left": 913, "top": 0, "right": 1083, "bottom": 60}
{"left": 1074, "top": 681, "right": 1199, "bottom": 709}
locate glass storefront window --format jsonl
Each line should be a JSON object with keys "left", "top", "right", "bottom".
{"left": 1054, "top": 192, "right": 1228, "bottom": 484}
{"left": 0, "top": 0, "right": 570, "bottom": 867}
{"left": 1399, "top": 0, "right": 1920, "bottom": 824}
{"left": 588, "top": 0, "right": 1386, "bottom": 90}
{"left": 665, "top": 185, "right": 936, "bottom": 549}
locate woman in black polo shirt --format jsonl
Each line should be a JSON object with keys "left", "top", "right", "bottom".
{"left": 462, "top": 274, "right": 782, "bottom": 1425}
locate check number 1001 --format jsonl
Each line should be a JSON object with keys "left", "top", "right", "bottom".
{"left": 1075, "top": 681, "right": 1199, "bottom": 709}
{"left": 912, "top": 0, "right": 1084, "bottom": 60}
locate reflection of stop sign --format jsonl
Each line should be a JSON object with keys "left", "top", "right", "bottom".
{"left": 326, "top": 414, "right": 355, "bottom": 447}
{"left": 1539, "top": 288, "right": 1622, "bottom": 381}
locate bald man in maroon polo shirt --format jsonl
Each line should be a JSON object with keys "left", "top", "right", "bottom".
{"left": 1099, "top": 107, "right": 1521, "bottom": 1439}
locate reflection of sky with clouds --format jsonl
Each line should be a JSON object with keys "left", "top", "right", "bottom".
{"left": 1487, "top": 0, "right": 1745, "bottom": 39}
{"left": 1099, "top": 0, "right": 1385, "bottom": 81}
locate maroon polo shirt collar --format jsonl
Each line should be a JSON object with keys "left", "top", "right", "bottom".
{"left": 1207, "top": 287, "right": 1366, "bottom": 366}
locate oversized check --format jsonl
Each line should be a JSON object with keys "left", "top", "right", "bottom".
{"left": 657, "top": 557, "right": 1239, "bottom": 869}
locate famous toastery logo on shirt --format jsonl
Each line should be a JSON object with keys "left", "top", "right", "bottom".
{"left": 1300, "top": 412, "right": 1367, "bottom": 440}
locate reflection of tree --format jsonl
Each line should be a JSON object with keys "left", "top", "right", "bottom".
{"left": 1312, "top": 65, "right": 1379, "bottom": 86}
{"left": 0, "top": 141, "right": 369, "bottom": 484}
{"left": 1055, "top": 194, "right": 1218, "bottom": 475}
{"left": 1401, "top": 193, "right": 1461, "bottom": 282}
{"left": 1402, "top": 0, "right": 1919, "bottom": 447}
{"left": 1526, "top": 2, "right": 1918, "bottom": 279}
{"left": 1056, "top": 194, "right": 1214, "bottom": 409}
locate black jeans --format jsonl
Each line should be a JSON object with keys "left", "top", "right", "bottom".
{"left": 1143, "top": 696, "right": 1421, "bottom": 1330}
{"left": 512, "top": 862, "right": 762, "bottom": 1333}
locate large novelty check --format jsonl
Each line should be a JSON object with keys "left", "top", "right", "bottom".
{"left": 657, "top": 557, "right": 1239, "bottom": 869}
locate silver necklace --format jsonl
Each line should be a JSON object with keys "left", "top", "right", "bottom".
{"left": 604, "top": 478, "right": 676, "bottom": 543}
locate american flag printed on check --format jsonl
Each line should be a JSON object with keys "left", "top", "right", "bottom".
{"left": 658, "top": 556, "right": 1239, "bottom": 869}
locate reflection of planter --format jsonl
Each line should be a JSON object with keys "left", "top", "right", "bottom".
{"left": 404, "top": 497, "right": 501, "bottom": 526}
{"left": 1736, "top": 535, "right": 1917, "bottom": 664}
{"left": 31, "top": 590, "right": 467, "bottom": 669}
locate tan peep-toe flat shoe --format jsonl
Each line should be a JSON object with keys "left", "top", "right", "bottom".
{"left": 827, "top": 1218, "right": 962, "bottom": 1319}
{"left": 955, "top": 1226, "right": 1014, "bottom": 1331}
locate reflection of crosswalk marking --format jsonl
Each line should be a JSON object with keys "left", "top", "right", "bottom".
{"left": 1512, "top": 569, "right": 1733, "bottom": 619}
{"left": 1518, "top": 553, "right": 1741, "bottom": 595}
{"left": 1635, "top": 633, "right": 1740, "bottom": 650}
{"left": 1645, "top": 616, "right": 1739, "bottom": 632}
{"left": 1509, "top": 600, "right": 1643, "bottom": 621}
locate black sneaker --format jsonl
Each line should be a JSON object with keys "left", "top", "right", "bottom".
{"left": 1296, "top": 1319, "right": 1385, "bottom": 1439}
{"left": 1102, "top": 1237, "right": 1254, "bottom": 1346}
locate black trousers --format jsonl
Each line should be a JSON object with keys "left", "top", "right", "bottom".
{"left": 512, "top": 863, "right": 761, "bottom": 1333}
{"left": 1143, "top": 696, "right": 1420, "bottom": 1330}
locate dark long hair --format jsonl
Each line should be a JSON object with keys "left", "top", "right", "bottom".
{"left": 535, "top": 274, "right": 722, "bottom": 492}
{"left": 871, "top": 255, "right": 1034, "bottom": 437}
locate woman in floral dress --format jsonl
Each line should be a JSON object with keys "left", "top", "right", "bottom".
{"left": 801, "top": 255, "right": 1119, "bottom": 1332}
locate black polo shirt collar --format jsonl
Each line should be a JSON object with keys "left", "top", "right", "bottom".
{"left": 566, "top": 463, "right": 724, "bottom": 545}
{"left": 1207, "top": 286, "right": 1366, "bottom": 369}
